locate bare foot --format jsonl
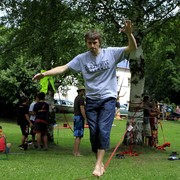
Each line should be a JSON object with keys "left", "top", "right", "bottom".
{"left": 76, "top": 153, "right": 83, "bottom": 157}
{"left": 93, "top": 166, "right": 103, "bottom": 177}
{"left": 73, "top": 153, "right": 83, "bottom": 157}
{"left": 101, "top": 164, "right": 105, "bottom": 174}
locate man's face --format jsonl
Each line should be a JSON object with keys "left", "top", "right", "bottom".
{"left": 79, "top": 90, "right": 85, "bottom": 96}
{"left": 86, "top": 39, "right": 100, "bottom": 55}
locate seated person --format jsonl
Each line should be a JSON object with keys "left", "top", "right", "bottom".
{"left": 175, "top": 106, "right": 180, "bottom": 115}
{"left": 0, "top": 126, "right": 11, "bottom": 153}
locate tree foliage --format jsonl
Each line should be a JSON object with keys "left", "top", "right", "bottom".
{"left": 66, "top": 0, "right": 178, "bottom": 40}
{"left": 0, "top": 0, "right": 103, "bottom": 105}
{"left": 0, "top": 0, "right": 179, "bottom": 110}
{"left": 0, "top": 56, "right": 40, "bottom": 103}
{"left": 144, "top": 15, "right": 180, "bottom": 104}
{"left": 66, "top": 0, "right": 179, "bottom": 104}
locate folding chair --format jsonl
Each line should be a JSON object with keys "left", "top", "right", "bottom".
{"left": 0, "top": 136, "right": 9, "bottom": 160}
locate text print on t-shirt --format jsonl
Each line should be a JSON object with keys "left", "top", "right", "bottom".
{"left": 85, "top": 59, "right": 110, "bottom": 73}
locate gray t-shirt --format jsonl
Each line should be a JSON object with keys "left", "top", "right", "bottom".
{"left": 29, "top": 101, "right": 36, "bottom": 121}
{"left": 67, "top": 47, "right": 126, "bottom": 100}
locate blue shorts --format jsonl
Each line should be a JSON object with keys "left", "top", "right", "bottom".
{"left": 86, "top": 97, "right": 116, "bottom": 153}
{"left": 73, "top": 115, "right": 84, "bottom": 137}
{"left": 6, "top": 146, "right": 10, "bottom": 154}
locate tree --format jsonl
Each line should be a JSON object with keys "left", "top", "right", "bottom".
{"left": 0, "top": 0, "right": 104, "bottom": 109}
{"left": 0, "top": 0, "right": 179, "bottom": 135}
{"left": 0, "top": 56, "right": 39, "bottom": 103}
{"left": 66, "top": 0, "right": 179, "bottom": 144}
{"left": 145, "top": 16, "right": 180, "bottom": 104}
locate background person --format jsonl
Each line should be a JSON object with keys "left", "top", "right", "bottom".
{"left": 32, "top": 20, "right": 137, "bottom": 177}
{"left": 45, "top": 88, "right": 56, "bottom": 144}
{"left": 115, "top": 91, "right": 127, "bottom": 120}
{"left": 149, "top": 100, "right": 160, "bottom": 147}
{"left": 172, "top": 105, "right": 180, "bottom": 120}
{"left": 73, "top": 86, "right": 87, "bottom": 157}
{"left": 143, "top": 95, "right": 152, "bottom": 146}
{"left": 0, "top": 126, "right": 11, "bottom": 154}
{"left": 33, "top": 92, "right": 49, "bottom": 150}
{"left": 162, "top": 103, "right": 167, "bottom": 120}
{"left": 17, "top": 96, "right": 32, "bottom": 150}
{"left": 29, "top": 93, "right": 39, "bottom": 148}
{"left": 175, "top": 106, "right": 180, "bottom": 114}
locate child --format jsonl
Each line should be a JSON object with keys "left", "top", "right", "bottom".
{"left": 0, "top": 126, "right": 11, "bottom": 153}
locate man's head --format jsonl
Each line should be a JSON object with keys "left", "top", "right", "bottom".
{"left": 37, "top": 92, "right": 45, "bottom": 101}
{"left": 143, "top": 95, "right": 150, "bottom": 103}
{"left": 77, "top": 86, "right": 85, "bottom": 96}
{"left": 21, "top": 96, "right": 29, "bottom": 104}
{"left": 85, "top": 30, "right": 101, "bottom": 55}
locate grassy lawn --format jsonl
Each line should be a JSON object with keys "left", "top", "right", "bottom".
{"left": 0, "top": 115, "right": 180, "bottom": 180}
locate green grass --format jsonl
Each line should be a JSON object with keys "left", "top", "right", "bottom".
{"left": 0, "top": 115, "right": 180, "bottom": 180}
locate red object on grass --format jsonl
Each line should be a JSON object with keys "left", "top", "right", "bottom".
{"left": 156, "top": 142, "right": 171, "bottom": 150}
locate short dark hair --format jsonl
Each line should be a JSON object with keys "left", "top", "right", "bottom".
{"left": 37, "top": 92, "right": 45, "bottom": 100}
{"left": 21, "top": 96, "right": 29, "bottom": 103}
{"left": 143, "top": 95, "right": 150, "bottom": 102}
{"left": 33, "top": 93, "right": 38, "bottom": 99}
{"left": 85, "top": 30, "right": 101, "bottom": 45}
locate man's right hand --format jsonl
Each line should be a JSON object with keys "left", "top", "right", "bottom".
{"left": 32, "top": 73, "right": 45, "bottom": 81}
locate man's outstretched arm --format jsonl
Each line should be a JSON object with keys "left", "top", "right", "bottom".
{"left": 32, "top": 64, "right": 69, "bottom": 80}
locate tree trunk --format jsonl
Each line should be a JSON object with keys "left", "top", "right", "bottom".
{"left": 124, "top": 45, "right": 145, "bottom": 145}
